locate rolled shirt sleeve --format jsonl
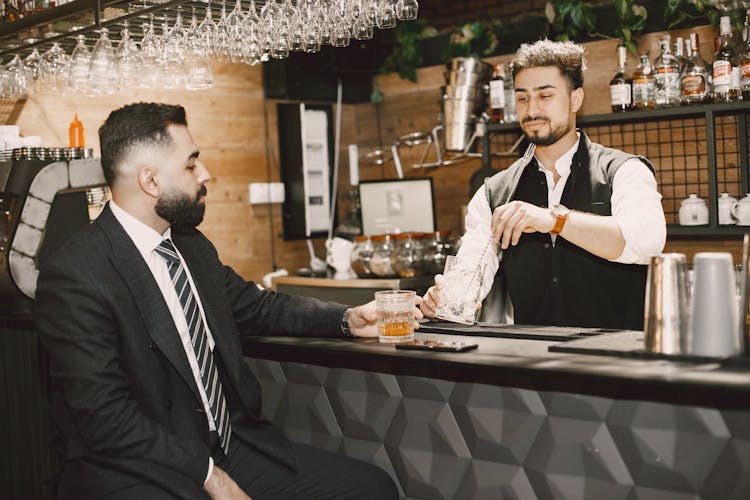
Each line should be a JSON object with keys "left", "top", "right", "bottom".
{"left": 458, "top": 187, "right": 500, "bottom": 299}
{"left": 610, "top": 158, "right": 667, "bottom": 265}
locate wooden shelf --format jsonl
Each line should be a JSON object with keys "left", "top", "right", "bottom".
{"left": 667, "top": 224, "right": 750, "bottom": 238}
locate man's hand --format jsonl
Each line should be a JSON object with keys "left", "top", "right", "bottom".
{"left": 491, "top": 200, "right": 555, "bottom": 249}
{"left": 204, "top": 465, "right": 251, "bottom": 500}
{"left": 419, "top": 275, "right": 445, "bottom": 319}
{"left": 348, "top": 297, "right": 423, "bottom": 337}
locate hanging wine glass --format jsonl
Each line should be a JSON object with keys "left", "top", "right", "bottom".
{"left": 23, "top": 40, "right": 43, "bottom": 90}
{"left": 226, "top": 0, "right": 245, "bottom": 62}
{"left": 139, "top": 17, "right": 160, "bottom": 88}
{"left": 198, "top": 1, "right": 218, "bottom": 57}
{"left": 88, "top": 28, "right": 118, "bottom": 94}
{"left": 67, "top": 34, "right": 91, "bottom": 93}
{"left": 6, "top": 54, "right": 29, "bottom": 99}
{"left": 396, "top": 0, "right": 418, "bottom": 20}
{"left": 115, "top": 21, "right": 143, "bottom": 90}
{"left": 185, "top": 7, "right": 203, "bottom": 55}
{"left": 157, "top": 19, "right": 186, "bottom": 89}
{"left": 41, "top": 41, "right": 69, "bottom": 93}
{"left": 376, "top": 0, "right": 397, "bottom": 29}
{"left": 213, "top": 1, "right": 232, "bottom": 62}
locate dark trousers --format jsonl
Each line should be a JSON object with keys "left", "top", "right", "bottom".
{"left": 103, "top": 439, "right": 399, "bottom": 500}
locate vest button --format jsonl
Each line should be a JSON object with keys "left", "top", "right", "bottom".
{"left": 165, "top": 399, "right": 173, "bottom": 410}
{"left": 544, "top": 243, "right": 550, "bottom": 249}
{"left": 148, "top": 342, "right": 156, "bottom": 350}
{"left": 552, "top": 276, "right": 559, "bottom": 284}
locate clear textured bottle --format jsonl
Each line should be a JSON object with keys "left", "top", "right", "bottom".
{"left": 682, "top": 32, "right": 710, "bottom": 105}
{"left": 610, "top": 45, "right": 631, "bottom": 112}
{"left": 654, "top": 35, "right": 681, "bottom": 107}
{"left": 489, "top": 63, "right": 505, "bottom": 123}
{"left": 674, "top": 36, "right": 687, "bottom": 73}
{"left": 713, "top": 15, "right": 741, "bottom": 102}
{"left": 503, "top": 62, "right": 517, "bottom": 123}
{"left": 740, "top": 9, "right": 750, "bottom": 100}
{"left": 632, "top": 54, "right": 656, "bottom": 109}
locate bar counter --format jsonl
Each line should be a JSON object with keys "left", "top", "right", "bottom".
{"left": 242, "top": 327, "right": 750, "bottom": 500}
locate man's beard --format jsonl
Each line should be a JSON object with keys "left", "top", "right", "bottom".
{"left": 155, "top": 184, "right": 207, "bottom": 231}
{"left": 522, "top": 115, "right": 573, "bottom": 146}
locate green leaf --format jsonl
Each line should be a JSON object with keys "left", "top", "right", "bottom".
{"left": 370, "top": 89, "right": 383, "bottom": 105}
{"left": 632, "top": 5, "right": 647, "bottom": 20}
{"left": 616, "top": 0, "right": 628, "bottom": 19}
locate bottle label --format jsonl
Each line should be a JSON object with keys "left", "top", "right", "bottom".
{"left": 654, "top": 72, "right": 681, "bottom": 100}
{"left": 489, "top": 80, "right": 505, "bottom": 109}
{"left": 681, "top": 74, "right": 706, "bottom": 96}
{"left": 743, "top": 62, "right": 750, "bottom": 78}
{"left": 713, "top": 60, "right": 732, "bottom": 87}
{"left": 731, "top": 66, "right": 741, "bottom": 89}
{"left": 632, "top": 79, "right": 653, "bottom": 104}
{"left": 610, "top": 83, "right": 631, "bottom": 106}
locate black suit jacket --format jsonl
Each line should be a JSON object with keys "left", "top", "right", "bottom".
{"left": 34, "top": 204, "right": 347, "bottom": 499}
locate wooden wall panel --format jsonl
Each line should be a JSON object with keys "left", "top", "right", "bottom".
{"left": 10, "top": 62, "right": 310, "bottom": 283}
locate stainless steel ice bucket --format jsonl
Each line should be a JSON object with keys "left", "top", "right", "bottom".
{"left": 644, "top": 253, "right": 690, "bottom": 354}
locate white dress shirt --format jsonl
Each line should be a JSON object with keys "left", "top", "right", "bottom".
{"left": 110, "top": 201, "right": 216, "bottom": 482}
{"left": 460, "top": 135, "right": 667, "bottom": 299}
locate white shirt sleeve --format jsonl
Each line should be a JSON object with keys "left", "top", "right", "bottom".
{"left": 204, "top": 457, "right": 214, "bottom": 485}
{"left": 458, "top": 187, "right": 500, "bottom": 299}
{"left": 610, "top": 158, "right": 667, "bottom": 265}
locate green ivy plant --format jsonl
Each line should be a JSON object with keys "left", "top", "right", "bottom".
{"left": 614, "top": 0, "right": 648, "bottom": 54}
{"left": 380, "top": 20, "right": 438, "bottom": 83}
{"left": 442, "top": 18, "right": 504, "bottom": 60}
{"left": 545, "top": 0, "right": 596, "bottom": 42}
{"left": 664, "top": 0, "right": 719, "bottom": 29}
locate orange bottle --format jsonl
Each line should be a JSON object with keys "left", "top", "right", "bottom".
{"left": 69, "top": 114, "right": 85, "bottom": 148}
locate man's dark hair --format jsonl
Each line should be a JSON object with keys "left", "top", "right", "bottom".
{"left": 98, "top": 102, "right": 187, "bottom": 186}
{"left": 512, "top": 39, "right": 586, "bottom": 90}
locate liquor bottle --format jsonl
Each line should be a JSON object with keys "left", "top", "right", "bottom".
{"left": 610, "top": 45, "right": 632, "bottom": 112}
{"left": 682, "top": 32, "right": 710, "bottom": 105}
{"left": 503, "top": 62, "right": 517, "bottom": 123}
{"left": 654, "top": 35, "right": 681, "bottom": 107}
{"left": 632, "top": 54, "right": 656, "bottom": 110}
{"left": 741, "top": 9, "right": 750, "bottom": 100}
{"left": 713, "top": 15, "right": 740, "bottom": 102}
{"left": 489, "top": 63, "right": 505, "bottom": 124}
{"left": 674, "top": 36, "right": 687, "bottom": 73}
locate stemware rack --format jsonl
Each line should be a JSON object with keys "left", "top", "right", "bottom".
{"left": 0, "top": 0, "right": 262, "bottom": 59}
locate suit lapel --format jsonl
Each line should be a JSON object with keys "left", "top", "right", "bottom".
{"left": 172, "top": 234, "right": 242, "bottom": 386}
{"left": 96, "top": 206, "right": 201, "bottom": 401}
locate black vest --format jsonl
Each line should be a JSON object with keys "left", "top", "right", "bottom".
{"left": 484, "top": 133, "right": 652, "bottom": 330}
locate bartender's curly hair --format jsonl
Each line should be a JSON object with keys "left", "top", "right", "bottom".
{"left": 511, "top": 39, "right": 586, "bottom": 90}
{"left": 99, "top": 102, "right": 187, "bottom": 186}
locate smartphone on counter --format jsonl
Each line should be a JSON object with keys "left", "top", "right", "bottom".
{"left": 395, "top": 340, "right": 478, "bottom": 352}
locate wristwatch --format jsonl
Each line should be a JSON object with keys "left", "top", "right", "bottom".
{"left": 549, "top": 204, "right": 571, "bottom": 235}
{"left": 341, "top": 308, "right": 355, "bottom": 337}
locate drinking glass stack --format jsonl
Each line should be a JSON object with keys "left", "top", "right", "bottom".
{"left": 442, "top": 57, "right": 493, "bottom": 152}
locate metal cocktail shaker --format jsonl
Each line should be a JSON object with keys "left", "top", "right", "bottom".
{"left": 644, "top": 253, "right": 690, "bottom": 354}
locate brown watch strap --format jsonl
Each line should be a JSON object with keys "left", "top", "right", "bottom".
{"left": 550, "top": 213, "right": 568, "bottom": 235}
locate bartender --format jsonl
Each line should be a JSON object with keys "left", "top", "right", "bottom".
{"left": 421, "top": 39, "right": 666, "bottom": 330}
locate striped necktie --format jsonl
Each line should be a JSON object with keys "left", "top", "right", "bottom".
{"left": 154, "top": 238, "right": 232, "bottom": 455}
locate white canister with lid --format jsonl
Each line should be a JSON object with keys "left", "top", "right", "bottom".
{"left": 718, "top": 193, "right": 738, "bottom": 225}
{"left": 678, "top": 194, "right": 709, "bottom": 226}
{"left": 732, "top": 194, "right": 750, "bottom": 225}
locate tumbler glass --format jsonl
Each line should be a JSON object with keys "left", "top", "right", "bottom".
{"left": 375, "top": 290, "right": 416, "bottom": 343}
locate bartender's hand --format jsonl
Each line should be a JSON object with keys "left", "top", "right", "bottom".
{"left": 204, "top": 466, "right": 251, "bottom": 500}
{"left": 420, "top": 274, "right": 445, "bottom": 319}
{"left": 491, "top": 200, "right": 555, "bottom": 250}
{"left": 348, "top": 298, "right": 423, "bottom": 337}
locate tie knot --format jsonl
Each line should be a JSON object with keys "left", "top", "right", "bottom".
{"left": 154, "top": 239, "right": 180, "bottom": 264}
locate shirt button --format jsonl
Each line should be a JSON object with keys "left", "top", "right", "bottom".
{"left": 544, "top": 243, "right": 550, "bottom": 249}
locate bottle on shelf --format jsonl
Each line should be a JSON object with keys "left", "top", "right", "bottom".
{"left": 713, "top": 15, "right": 741, "bottom": 102}
{"left": 632, "top": 53, "right": 656, "bottom": 110}
{"left": 682, "top": 32, "right": 710, "bottom": 105}
{"left": 69, "top": 113, "right": 85, "bottom": 148}
{"left": 503, "top": 62, "right": 517, "bottom": 123}
{"left": 654, "top": 35, "right": 681, "bottom": 107}
{"left": 489, "top": 63, "right": 505, "bottom": 124}
{"left": 674, "top": 36, "right": 687, "bottom": 73}
{"left": 609, "top": 44, "right": 632, "bottom": 112}
{"left": 741, "top": 9, "right": 750, "bottom": 100}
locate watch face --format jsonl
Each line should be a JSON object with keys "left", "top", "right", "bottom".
{"left": 552, "top": 204, "right": 570, "bottom": 217}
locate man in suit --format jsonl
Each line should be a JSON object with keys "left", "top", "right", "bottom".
{"left": 35, "top": 102, "right": 413, "bottom": 499}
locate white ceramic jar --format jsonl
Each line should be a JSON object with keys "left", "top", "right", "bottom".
{"left": 732, "top": 194, "right": 750, "bottom": 225}
{"left": 678, "top": 194, "right": 709, "bottom": 226}
{"left": 718, "top": 192, "right": 738, "bottom": 225}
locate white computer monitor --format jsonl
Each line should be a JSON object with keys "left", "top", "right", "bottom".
{"left": 358, "top": 178, "right": 436, "bottom": 235}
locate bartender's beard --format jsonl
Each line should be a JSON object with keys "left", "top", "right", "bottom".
{"left": 155, "top": 184, "right": 207, "bottom": 231}
{"left": 521, "top": 115, "right": 573, "bottom": 147}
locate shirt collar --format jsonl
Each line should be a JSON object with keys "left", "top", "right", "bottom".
{"left": 535, "top": 132, "right": 580, "bottom": 177}
{"left": 518, "top": 131, "right": 581, "bottom": 176}
{"left": 109, "top": 200, "right": 172, "bottom": 261}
